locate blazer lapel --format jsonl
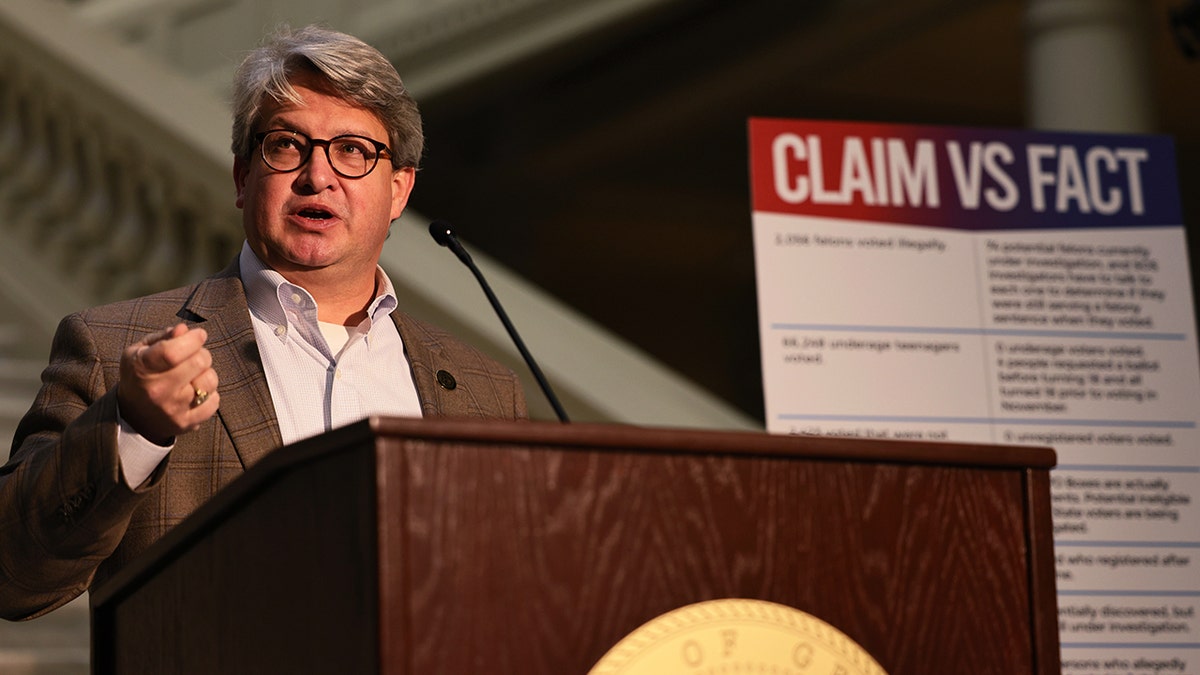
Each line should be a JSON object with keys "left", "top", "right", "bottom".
{"left": 392, "top": 311, "right": 445, "bottom": 417}
{"left": 180, "top": 261, "right": 283, "bottom": 469}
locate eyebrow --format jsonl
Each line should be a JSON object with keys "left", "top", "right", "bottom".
{"left": 264, "top": 116, "right": 381, "bottom": 140}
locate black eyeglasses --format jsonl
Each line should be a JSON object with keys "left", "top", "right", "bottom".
{"left": 254, "top": 129, "right": 393, "bottom": 179}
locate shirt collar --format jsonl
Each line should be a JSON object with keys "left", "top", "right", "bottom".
{"left": 239, "top": 242, "right": 399, "bottom": 336}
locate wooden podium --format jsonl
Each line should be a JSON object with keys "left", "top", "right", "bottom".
{"left": 91, "top": 418, "right": 1060, "bottom": 674}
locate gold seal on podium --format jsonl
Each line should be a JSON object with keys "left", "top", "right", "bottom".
{"left": 588, "top": 599, "right": 887, "bottom": 675}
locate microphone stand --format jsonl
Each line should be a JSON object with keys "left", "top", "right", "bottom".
{"left": 429, "top": 220, "right": 571, "bottom": 423}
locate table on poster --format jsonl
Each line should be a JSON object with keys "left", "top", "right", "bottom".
{"left": 750, "top": 118, "right": 1200, "bottom": 674}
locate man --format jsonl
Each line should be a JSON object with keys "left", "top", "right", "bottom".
{"left": 0, "top": 25, "right": 526, "bottom": 621}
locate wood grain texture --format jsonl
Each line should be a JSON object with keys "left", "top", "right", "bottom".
{"left": 92, "top": 419, "right": 1059, "bottom": 675}
{"left": 93, "top": 425, "right": 382, "bottom": 675}
{"left": 378, "top": 421, "right": 1056, "bottom": 674}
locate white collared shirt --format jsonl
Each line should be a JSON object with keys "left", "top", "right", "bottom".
{"left": 117, "top": 242, "right": 422, "bottom": 486}
{"left": 240, "top": 243, "right": 423, "bottom": 446}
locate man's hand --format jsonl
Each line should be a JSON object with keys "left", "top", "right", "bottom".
{"left": 116, "top": 323, "right": 220, "bottom": 445}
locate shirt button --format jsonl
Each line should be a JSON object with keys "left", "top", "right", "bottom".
{"left": 275, "top": 325, "right": 286, "bottom": 336}
{"left": 291, "top": 292, "right": 303, "bottom": 305}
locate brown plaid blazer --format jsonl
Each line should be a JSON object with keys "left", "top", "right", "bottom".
{"left": 0, "top": 260, "right": 526, "bottom": 620}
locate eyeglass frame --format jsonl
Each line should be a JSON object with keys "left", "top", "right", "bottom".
{"left": 252, "top": 129, "right": 395, "bottom": 179}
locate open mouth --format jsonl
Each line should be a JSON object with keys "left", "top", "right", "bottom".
{"left": 297, "top": 207, "right": 334, "bottom": 221}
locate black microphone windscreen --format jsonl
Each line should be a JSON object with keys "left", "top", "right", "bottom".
{"left": 429, "top": 220, "right": 454, "bottom": 247}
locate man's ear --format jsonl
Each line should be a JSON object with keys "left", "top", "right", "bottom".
{"left": 390, "top": 167, "right": 416, "bottom": 221}
{"left": 233, "top": 155, "right": 248, "bottom": 209}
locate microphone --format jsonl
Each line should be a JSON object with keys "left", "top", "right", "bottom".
{"left": 428, "top": 220, "right": 570, "bottom": 423}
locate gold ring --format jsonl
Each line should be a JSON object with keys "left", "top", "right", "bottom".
{"left": 192, "top": 388, "right": 209, "bottom": 407}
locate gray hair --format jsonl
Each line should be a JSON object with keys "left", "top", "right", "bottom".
{"left": 230, "top": 25, "right": 423, "bottom": 169}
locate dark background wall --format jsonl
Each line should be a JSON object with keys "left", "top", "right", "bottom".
{"left": 405, "top": 0, "right": 1200, "bottom": 424}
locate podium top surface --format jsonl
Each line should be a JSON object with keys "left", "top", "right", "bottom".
{"left": 367, "top": 417, "right": 1057, "bottom": 469}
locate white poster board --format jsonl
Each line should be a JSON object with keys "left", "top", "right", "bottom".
{"left": 750, "top": 118, "right": 1200, "bottom": 673}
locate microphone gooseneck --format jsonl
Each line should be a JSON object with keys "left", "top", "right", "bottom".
{"left": 428, "top": 220, "right": 570, "bottom": 423}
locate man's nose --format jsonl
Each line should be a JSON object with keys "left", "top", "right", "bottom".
{"left": 295, "top": 146, "right": 338, "bottom": 191}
